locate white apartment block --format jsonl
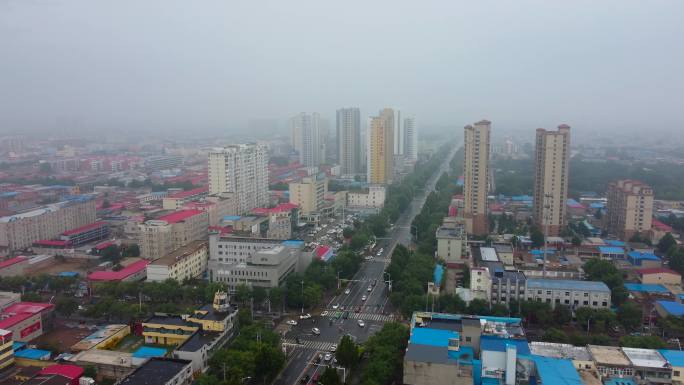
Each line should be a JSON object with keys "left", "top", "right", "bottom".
{"left": 208, "top": 144, "right": 269, "bottom": 215}
{"left": 147, "top": 241, "right": 208, "bottom": 282}
{"left": 436, "top": 221, "right": 468, "bottom": 267}
{"left": 0, "top": 196, "right": 96, "bottom": 251}
{"left": 336, "top": 107, "right": 362, "bottom": 176}
{"left": 135, "top": 210, "right": 209, "bottom": 260}
{"left": 403, "top": 117, "right": 418, "bottom": 162}
{"left": 347, "top": 185, "right": 386, "bottom": 209}
{"left": 291, "top": 112, "right": 325, "bottom": 167}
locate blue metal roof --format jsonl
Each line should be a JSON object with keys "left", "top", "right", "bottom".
{"left": 624, "top": 283, "right": 669, "bottom": 293}
{"left": 133, "top": 346, "right": 167, "bottom": 358}
{"left": 58, "top": 271, "right": 79, "bottom": 277}
{"left": 656, "top": 300, "right": 684, "bottom": 317}
{"left": 532, "top": 356, "right": 582, "bottom": 385}
{"left": 604, "top": 378, "right": 636, "bottom": 385}
{"left": 480, "top": 336, "right": 530, "bottom": 355}
{"left": 526, "top": 279, "right": 610, "bottom": 293}
{"left": 409, "top": 328, "right": 459, "bottom": 347}
{"left": 282, "top": 240, "right": 305, "bottom": 248}
{"left": 434, "top": 265, "right": 444, "bottom": 286}
{"left": 606, "top": 240, "right": 626, "bottom": 247}
{"left": 659, "top": 349, "right": 684, "bottom": 367}
{"left": 598, "top": 246, "right": 625, "bottom": 254}
{"left": 627, "top": 251, "right": 660, "bottom": 261}
{"left": 14, "top": 348, "right": 51, "bottom": 360}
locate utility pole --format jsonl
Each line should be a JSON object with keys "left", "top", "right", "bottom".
{"left": 543, "top": 192, "right": 552, "bottom": 278}
{"left": 300, "top": 280, "right": 305, "bottom": 315}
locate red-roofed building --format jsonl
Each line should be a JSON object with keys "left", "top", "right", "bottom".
{"left": 88, "top": 259, "right": 149, "bottom": 283}
{"left": 0, "top": 256, "right": 29, "bottom": 277}
{"left": 38, "top": 364, "right": 84, "bottom": 385}
{"left": 0, "top": 302, "right": 54, "bottom": 342}
{"left": 650, "top": 218, "right": 676, "bottom": 245}
{"left": 162, "top": 187, "right": 209, "bottom": 210}
{"left": 637, "top": 268, "right": 681, "bottom": 285}
{"left": 157, "top": 209, "right": 205, "bottom": 224}
{"left": 32, "top": 221, "right": 110, "bottom": 250}
{"left": 315, "top": 245, "right": 333, "bottom": 262}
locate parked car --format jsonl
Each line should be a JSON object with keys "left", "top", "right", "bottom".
{"left": 286, "top": 320, "right": 298, "bottom": 326}
{"left": 300, "top": 313, "right": 312, "bottom": 319}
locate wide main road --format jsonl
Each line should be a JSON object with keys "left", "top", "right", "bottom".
{"left": 274, "top": 141, "right": 462, "bottom": 385}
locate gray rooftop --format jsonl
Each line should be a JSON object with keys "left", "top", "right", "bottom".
{"left": 526, "top": 279, "right": 610, "bottom": 293}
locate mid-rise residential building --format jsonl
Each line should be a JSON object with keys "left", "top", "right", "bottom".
{"left": 525, "top": 279, "right": 610, "bottom": 309}
{"left": 336, "top": 107, "right": 362, "bottom": 176}
{"left": 436, "top": 220, "right": 468, "bottom": 267}
{"left": 0, "top": 329, "right": 13, "bottom": 373}
{"left": 208, "top": 144, "right": 269, "bottom": 214}
{"left": 135, "top": 210, "right": 209, "bottom": 260}
{"left": 291, "top": 112, "right": 325, "bottom": 167}
{"left": 0, "top": 195, "right": 96, "bottom": 252}
{"left": 533, "top": 125, "right": 571, "bottom": 236}
{"left": 146, "top": 241, "right": 208, "bottom": 282}
{"left": 404, "top": 116, "right": 418, "bottom": 162}
{"left": 288, "top": 174, "right": 327, "bottom": 215}
{"left": 162, "top": 187, "right": 209, "bottom": 210}
{"left": 347, "top": 185, "right": 386, "bottom": 209}
{"left": 605, "top": 179, "right": 654, "bottom": 240}
{"left": 463, "top": 120, "right": 490, "bottom": 235}
{"left": 145, "top": 155, "right": 184, "bottom": 171}
{"left": 367, "top": 108, "right": 395, "bottom": 185}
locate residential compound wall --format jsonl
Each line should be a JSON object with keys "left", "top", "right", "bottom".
{"left": 0, "top": 196, "right": 96, "bottom": 252}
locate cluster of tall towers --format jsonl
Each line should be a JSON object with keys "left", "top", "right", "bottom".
{"left": 463, "top": 121, "right": 570, "bottom": 236}
{"left": 292, "top": 108, "right": 418, "bottom": 185}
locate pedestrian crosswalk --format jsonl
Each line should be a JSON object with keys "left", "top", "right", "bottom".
{"left": 282, "top": 339, "right": 336, "bottom": 351}
{"left": 348, "top": 312, "right": 394, "bottom": 322}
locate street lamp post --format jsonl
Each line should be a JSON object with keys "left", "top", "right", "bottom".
{"left": 300, "top": 280, "right": 305, "bottom": 316}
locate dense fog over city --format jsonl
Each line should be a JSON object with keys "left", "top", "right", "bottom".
{"left": 1, "top": 0, "right": 683, "bottom": 138}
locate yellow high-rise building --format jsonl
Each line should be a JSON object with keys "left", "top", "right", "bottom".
{"left": 463, "top": 120, "right": 491, "bottom": 235}
{"left": 368, "top": 108, "right": 395, "bottom": 185}
{"left": 533, "top": 124, "right": 571, "bottom": 236}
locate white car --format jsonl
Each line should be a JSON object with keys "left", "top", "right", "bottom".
{"left": 332, "top": 303, "right": 339, "bottom": 310}
{"left": 324, "top": 353, "right": 333, "bottom": 361}
{"left": 285, "top": 320, "right": 298, "bottom": 326}
{"left": 361, "top": 295, "right": 367, "bottom": 301}
{"left": 312, "top": 327, "right": 321, "bottom": 335}
{"left": 330, "top": 344, "right": 337, "bottom": 352}
{"left": 321, "top": 311, "right": 329, "bottom": 317}
{"left": 367, "top": 286, "right": 372, "bottom": 292}
{"left": 344, "top": 288, "right": 351, "bottom": 295}
{"left": 357, "top": 320, "right": 365, "bottom": 327}
{"left": 299, "top": 313, "right": 312, "bottom": 320}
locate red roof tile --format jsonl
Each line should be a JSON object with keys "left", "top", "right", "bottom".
{"left": 88, "top": 260, "right": 149, "bottom": 281}
{"left": 0, "top": 256, "right": 28, "bottom": 269}
{"left": 62, "top": 221, "right": 108, "bottom": 236}
{"left": 39, "top": 364, "right": 84, "bottom": 379}
{"left": 168, "top": 187, "right": 208, "bottom": 199}
{"left": 157, "top": 209, "right": 204, "bottom": 224}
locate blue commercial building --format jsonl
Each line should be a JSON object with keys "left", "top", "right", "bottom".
{"left": 626, "top": 251, "right": 661, "bottom": 267}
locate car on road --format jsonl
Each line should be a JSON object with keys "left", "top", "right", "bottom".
{"left": 324, "top": 353, "right": 333, "bottom": 361}
{"left": 285, "top": 320, "right": 298, "bottom": 326}
{"left": 358, "top": 320, "right": 365, "bottom": 327}
{"left": 321, "top": 311, "right": 328, "bottom": 317}
{"left": 300, "top": 374, "right": 310, "bottom": 383}
{"left": 332, "top": 303, "right": 339, "bottom": 309}
{"left": 361, "top": 295, "right": 367, "bottom": 301}
{"left": 371, "top": 279, "right": 377, "bottom": 287}
{"left": 312, "top": 327, "right": 321, "bottom": 335}
{"left": 300, "top": 313, "right": 312, "bottom": 319}
{"left": 367, "top": 286, "right": 372, "bottom": 292}
{"left": 330, "top": 344, "right": 337, "bottom": 352}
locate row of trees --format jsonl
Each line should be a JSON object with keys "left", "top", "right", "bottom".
{"left": 583, "top": 258, "right": 629, "bottom": 306}
{"left": 198, "top": 323, "right": 286, "bottom": 385}
{"left": 361, "top": 322, "right": 409, "bottom": 385}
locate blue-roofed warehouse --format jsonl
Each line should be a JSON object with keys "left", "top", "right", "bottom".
{"left": 627, "top": 251, "right": 661, "bottom": 267}
{"left": 655, "top": 300, "right": 684, "bottom": 317}
{"left": 598, "top": 246, "right": 625, "bottom": 260}
{"left": 624, "top": 283, "right": 670, "bottom": 294}
{"left": 531, "top": 355, "right": 583, "bottom": 385}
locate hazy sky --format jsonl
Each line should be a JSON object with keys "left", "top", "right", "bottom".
{"left": 1, "top": 0, "right": 683, "bottom": 138}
